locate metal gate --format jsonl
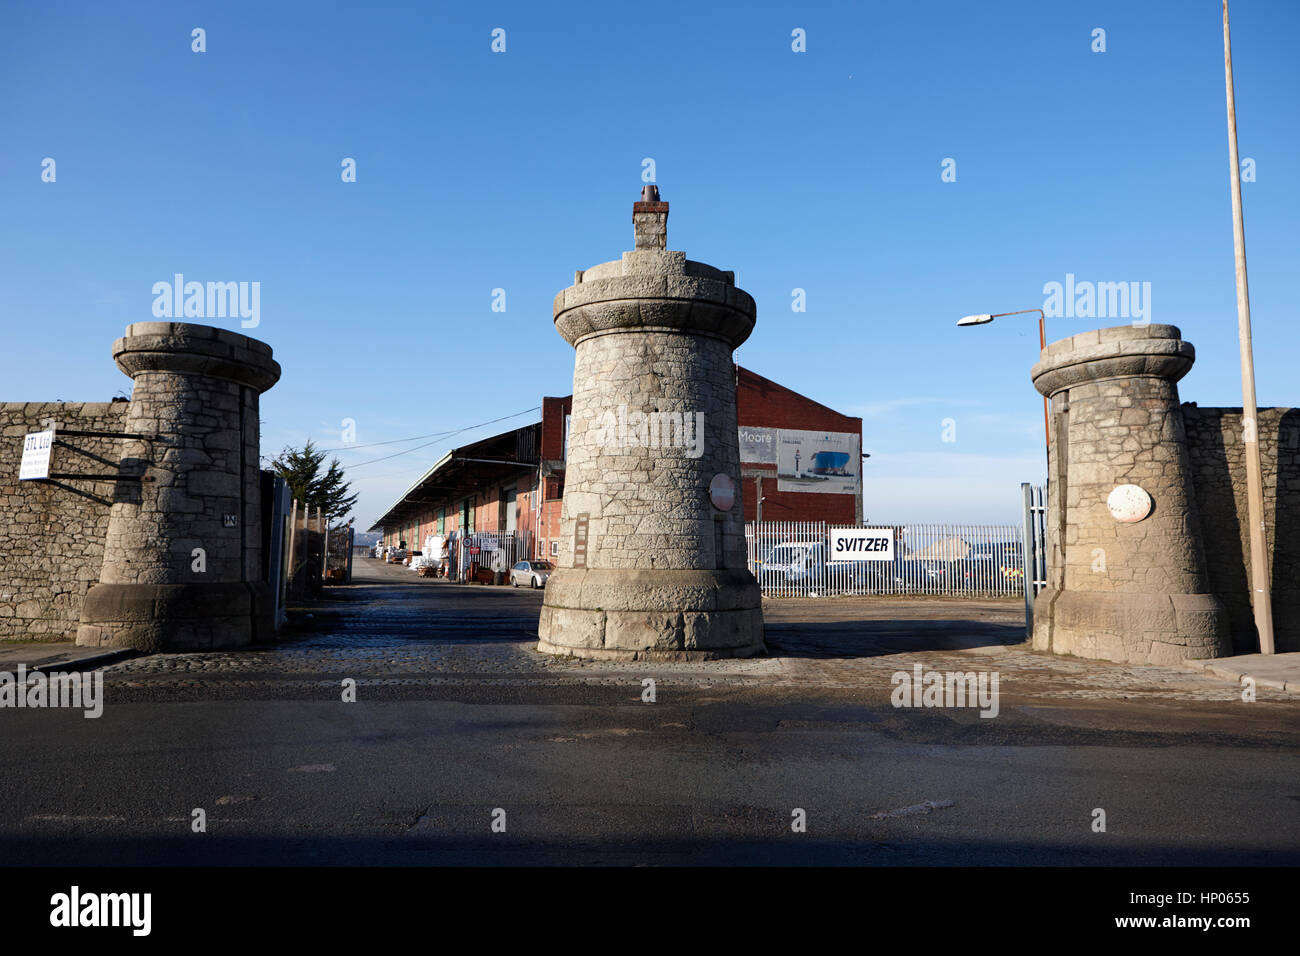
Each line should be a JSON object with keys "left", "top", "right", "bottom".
{"left": 447, "top": 530, "right": 534, "bottom": 583}
{"left": 1020, "top": 483, "right": 1048, "bottom": 637}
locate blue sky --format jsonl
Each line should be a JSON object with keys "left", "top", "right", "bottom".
{"left": 3, "top": 0, "right": 1296, "bottom": 527}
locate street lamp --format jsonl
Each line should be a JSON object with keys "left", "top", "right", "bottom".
{"left": 957, "top": 308, "right": 1050, "bottom": 449}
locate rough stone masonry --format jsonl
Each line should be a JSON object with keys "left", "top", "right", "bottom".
{"left": 537, "top": 188, "right": 765, "bottom": 660}
{"left": 77, "top": 323, "right": 281, "bottom": 652}
{"left": 0, "top": 401, "right": 129, "bottom": 640}
{"left": 1031, "top": 323, "right": 1297, "bottom": 664}
{"left": 0, "top": 322, "right": 280, "bottom": 651}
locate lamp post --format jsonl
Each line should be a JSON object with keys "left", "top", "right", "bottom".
{"left": 859, "top": 452, "right": 870, "bottom": 525}
{"left": 1222, "top": 0, "right": 1274, "bottom": 654}
{"left": 957, "top": 308, "right": 1050, "bottom": 449}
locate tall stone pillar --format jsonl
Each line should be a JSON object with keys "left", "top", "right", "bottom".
{"left": 77, "top": 322, "right": 281, "bottom": 652}
{"left": 537, "top": 188, "right": 765, "bottom": 660}
{"left": 1031, "top": 324, "right": 1230, "bottom": 664}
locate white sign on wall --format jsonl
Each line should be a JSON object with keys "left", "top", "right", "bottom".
{"left": 1107, "top": 484, "right": 1153, "bottom": 523}
{"left": 829, "top": 528, "right": 895, "bottom": 562}
{"left": 19, "top": 430, "right": 54, "bottom": 480}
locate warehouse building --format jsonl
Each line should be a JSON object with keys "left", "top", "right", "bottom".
{"left": 371, "top": 367, "right": 862, "bottom": 557}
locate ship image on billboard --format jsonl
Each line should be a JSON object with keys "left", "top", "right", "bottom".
{"left": 775, "top": 429, "right": 860, "bottom": 495}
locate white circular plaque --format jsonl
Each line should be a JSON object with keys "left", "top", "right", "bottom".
{"left": 1107, "top": 484, "right": 1152, "bottom": 523}
{"left": 709, "top": 474, "right": 736, "bottom": 511}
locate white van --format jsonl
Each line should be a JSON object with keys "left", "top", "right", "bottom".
{"left": 757, "top": 541, "right": 829, "bottom": 585}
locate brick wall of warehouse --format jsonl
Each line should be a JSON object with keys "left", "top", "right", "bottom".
{"left": 735, "top": 367, "right": 862, "bottom": 525}
{"left": 537, "top": 396, "right": 571, "bottom": 558}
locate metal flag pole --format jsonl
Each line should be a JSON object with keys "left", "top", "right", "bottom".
{"left": 1222, "top": 0, "right": 1274, "bottom": 654}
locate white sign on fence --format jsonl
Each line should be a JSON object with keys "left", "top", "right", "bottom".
{"left": 829, "top": 527, "right": 894, "bottom": 562}
{"left": 19, "top": 430, "right": 54, "bottom": 480}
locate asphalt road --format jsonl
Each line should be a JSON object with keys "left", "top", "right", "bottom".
{"left": 2, "top": 559, "right": 1297, "bottom": 866}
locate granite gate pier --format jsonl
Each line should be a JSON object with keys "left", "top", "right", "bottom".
{"left": 1, "top": 322, "right": 281, "bottom": 651}
{"left": 1031, "top": 323, "right": 1297, "bottom": 664}
{"left": 537, "top": 188, "right": 765, "bottom": 660}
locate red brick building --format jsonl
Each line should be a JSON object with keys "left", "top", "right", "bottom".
{"left": 372, "top": 367, "right": 861, "bottom": 555}
{"left": 737, "top": 366, "right": 863, "bottom": 525}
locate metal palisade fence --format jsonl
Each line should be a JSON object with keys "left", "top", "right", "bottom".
{"left": 745, "top": 521, "right": 1027, "bottom": 598}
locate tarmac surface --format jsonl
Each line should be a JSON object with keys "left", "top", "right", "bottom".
{"left": 1, "top": 558, "right": 1297, "bottom": 865}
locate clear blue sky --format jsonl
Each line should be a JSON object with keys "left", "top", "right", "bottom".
{"left": 3, "top": 0, "right": 1296, "bottom": 527}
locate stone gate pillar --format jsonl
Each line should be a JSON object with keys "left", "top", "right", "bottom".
{"left": 537, "top": 189, "right": 765, "bottom": 659}
{"left": 1031, "top": 324, "right": 1230, "bottom": 664}
{"left": 77, "top": 322, "right": 281, "bottom": 652}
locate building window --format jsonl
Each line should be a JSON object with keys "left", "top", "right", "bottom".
{"left": 550, "top": 540, "right": 559, "bottom": 556}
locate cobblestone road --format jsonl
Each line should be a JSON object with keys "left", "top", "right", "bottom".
{"left": 103, "top": 558, "right": 1290, "bottom": 709}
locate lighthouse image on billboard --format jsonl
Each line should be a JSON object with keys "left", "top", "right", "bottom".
{"left": 776, "top": 430, "right": 860, "bottom": 493}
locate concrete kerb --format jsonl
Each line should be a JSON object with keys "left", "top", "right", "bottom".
{"left": 31, "top": 648, "right": 140, "bottom": 674}
{"left": 1178, "top": 652, "right": 1300, "bottom": 694}
{"left": 0, "top": 643, "right": 140, "bottom": 675}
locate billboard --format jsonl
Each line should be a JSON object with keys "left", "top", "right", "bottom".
{"left": 739, "top": 426, "right": 860, "bottom": 495}
{"left": 774, "top": 428, "right": 860, "bottom": 494}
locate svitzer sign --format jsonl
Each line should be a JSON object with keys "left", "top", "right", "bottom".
{"left": 829, "top": 528, "right": 894, "bottom": 562}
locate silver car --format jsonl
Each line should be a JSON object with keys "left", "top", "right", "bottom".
{"left": 509, "top": 560, "right": 553, "bottom": 589}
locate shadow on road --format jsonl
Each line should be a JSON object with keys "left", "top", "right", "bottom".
{"left": 764, "top": 619, "right": 1026, "bottom": 660}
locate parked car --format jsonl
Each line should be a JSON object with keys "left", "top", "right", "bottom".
{"left": 755, "top": 541, "right": 828, "bottom": 589}
{"left": 510, "top": 560, "right": 553, "bottom": 589}
{"left": 878, "top": 557, "right": 947, "bottom": 592}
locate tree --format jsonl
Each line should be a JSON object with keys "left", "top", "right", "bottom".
{"left": 272, "top": 440, "right": 358, "bottom": 523}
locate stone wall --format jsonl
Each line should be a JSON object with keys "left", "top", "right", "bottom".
{"left": 0, "top": 401, "right": 128, "bottom": 641}
{"left": 1183, "top": 406, "right": 1300, "bottom": 652}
